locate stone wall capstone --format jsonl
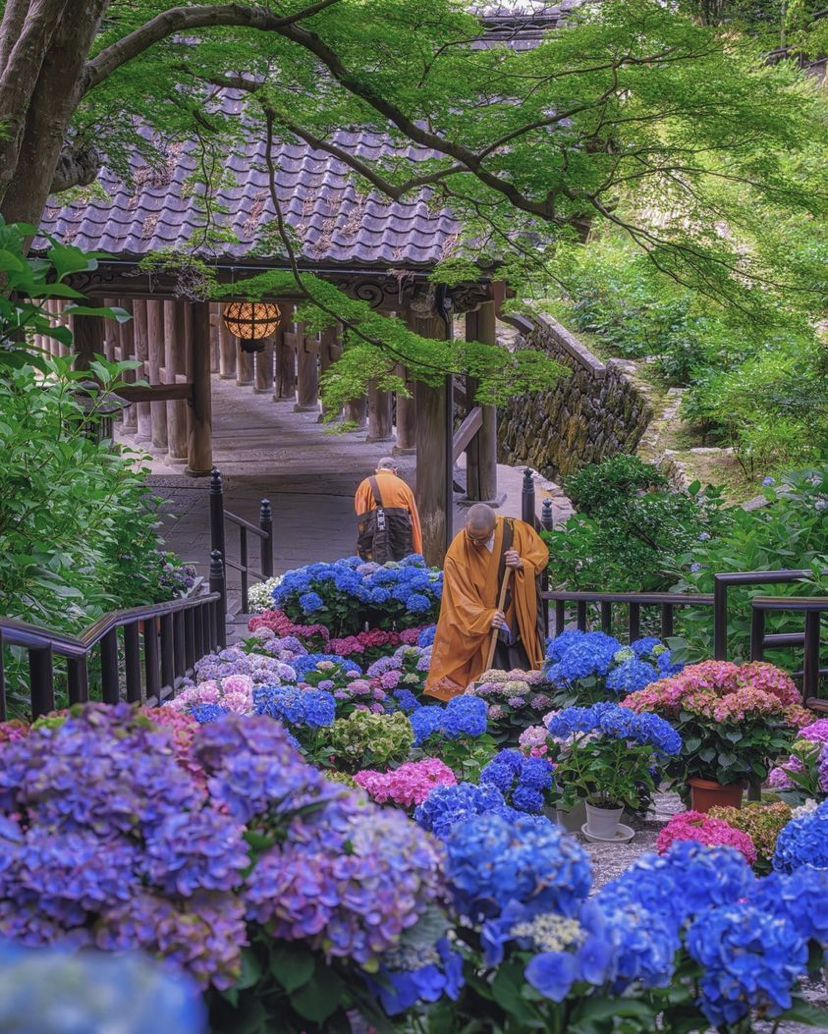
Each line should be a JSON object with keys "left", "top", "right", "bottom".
{"left": 497, "top": 313, "right": 653, "bottom": 479}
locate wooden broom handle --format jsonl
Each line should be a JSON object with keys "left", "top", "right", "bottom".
{"left": 485, "top": 565, "right": 514, "bottom": 672}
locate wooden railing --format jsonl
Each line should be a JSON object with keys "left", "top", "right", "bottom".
{"left": 209, "top": 468, "right": 274, "bottom": 614}
{"left": 0, "top": 553, "right": 227, "bottom": 720}
{"left": 521, "top": 467, "right": 827, "bottom": 703}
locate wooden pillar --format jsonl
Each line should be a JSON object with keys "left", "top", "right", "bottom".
{"left": 465, "top": 302, "right": 498, "bottom": 503}
{"left": 119, "top": 299, "right": 137, "bottom": 434}
{"left": 209, "top": 304, "right": 220, "bottom": 374}
{"left": 186, "top": 302, "right": 212, "bottom": 476}
{"left": 275, "top": 305, "right": 296, "bottom": 400}
{"left": 235, "top": 340, "right": 254, "bottom": 386}
{"left": 146, "top": 299, "right": 168, "bottom": 451}
{"left": 409, "top": 313, "right": 450, "bottom": 566}
{"left": 71, "top": 314, "right": 104, "bottom": 372}
{"left": 394, "top": 363, "right": 417, "bottom": 454}
{"left": 102, "top": 298, "right": 118, "bottom": 363}
{"left": 367, "top": 380, "right": 393, "bottom": 442}
{"left": 344, "top": 396, "right": 367, "bottom": 428}
{"left": 254, "top": 336, "right": 275, "bottom": 394}
{"left": 319, "top": 326, "right": 341, "bottom": 419}
{"left": 132, "top": 300, "right": 152, "bottom": 442}
{"left": 218, "top": 318, "right": 235, "bottom": 379}
{"left": 164, "top": 300, "right": 189, "bottom": 464}
{"left": 294, "top": 325, "right": 319, "bottom": 412}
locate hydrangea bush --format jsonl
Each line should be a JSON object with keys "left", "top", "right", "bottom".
{"left": 272, "top": 556, "right": 442, "bottom": 636}
{"left": 465, "top": 668, "right": 555, "bottom": 741}
{"left": 623, "top": 660, "right": 807, "bottom": 795}
{"left": 544, "top": 631, "right": 682, "bottom": 706}
{"left": 546, "top": 702, "right": 682, "bottom": 812}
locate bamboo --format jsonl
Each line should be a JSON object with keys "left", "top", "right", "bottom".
{"left": 485, "top": 566, "right": 513, "bottom": 672}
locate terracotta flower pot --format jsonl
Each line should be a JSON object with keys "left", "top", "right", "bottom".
{"left": 689, "top": 777, "right": 744, "bottom": 813}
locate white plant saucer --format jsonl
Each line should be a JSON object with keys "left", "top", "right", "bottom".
{"left": 580, "top": 822, "right": 635, "bottom": 844}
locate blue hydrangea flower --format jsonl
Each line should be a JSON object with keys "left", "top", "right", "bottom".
{"left": 443, "top": 812, "right": 592, "bottom": 922}
{"left": 630, "top": 637, "right": 664, "bottom": 659}
{"left": 414, "top": 782, "right": 514, "bottom": 839}
{"left": 687, "top": 905, "right": 807, "bottom": 1027}
{"left": 750, "top": 866, "right": 828, "bottom": 946}
{"left": 189, "top": 703, "right": 230, "bottom": 725}
{"left": 605, "top": 659, "right": 659, "bottom": 695}
{"left": 298, "top": 592, "right": 324, "bottom": 614}
{"left": 418, "top": 626, "right": 437, "bottom": 648}
{"left": 409, "top": 706, "right": 445, "bottom": 747}
{"left": 392, "top": 689, "right": 421, "bottom": 715}
{"left": 442, "top": 696, "right": 488, "bottom": 739}
{"left": 253, "top": 686, "right": 336, "bottom": 728}
{"left": 772, "top": 801, "right": 828, "bottom": 873}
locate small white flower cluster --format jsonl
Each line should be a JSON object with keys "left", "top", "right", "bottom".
{"left": 247, "top": 575, "right": 284, "bottom": 614}
{"left": 510, "top": 913, "right": 585, "bottom": 953}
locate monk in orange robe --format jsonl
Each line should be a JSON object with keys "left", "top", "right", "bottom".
{"left": 354, "top": 457, "right": 423, "bottom": 561}
{"left": 426, "top": 504, "right": 549, "bottom": 701}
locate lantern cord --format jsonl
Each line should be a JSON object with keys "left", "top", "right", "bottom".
{"left": 261, "top": 109, "right": 447, "bottom": 376}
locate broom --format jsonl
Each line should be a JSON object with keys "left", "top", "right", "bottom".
{"left": 484, "top": 566, "right": 514, "bottom": 672}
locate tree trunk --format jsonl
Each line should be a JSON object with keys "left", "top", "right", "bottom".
{"left": 0, "top": 0, "right": 109, "bottom": 225}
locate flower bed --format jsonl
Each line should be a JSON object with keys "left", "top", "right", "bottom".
{"left": 2, "top": 550, "right": 826, "bottom": 1032}
{"left": 272, "top": 556, "right": 442, "bottom": 637}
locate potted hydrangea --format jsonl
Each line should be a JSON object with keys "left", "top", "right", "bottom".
{"left": 546, "top": 702, "right": 682, "bottom": 840}
{"left": 622, "top": 661, "right": 808, "bottom": 811}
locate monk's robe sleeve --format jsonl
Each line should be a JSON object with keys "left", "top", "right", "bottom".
{"left": 442, "top": 554, "right": 497, "bottom": 635}
{"left": 515, "top": 523, "right": 550, "bottom": 581}
{"left": 354, "top": 479, "right": 372, "bottom": 515}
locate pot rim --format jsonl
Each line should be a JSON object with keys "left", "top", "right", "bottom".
{"left": 688, "top": 777, "right": 745, "bottom": 790}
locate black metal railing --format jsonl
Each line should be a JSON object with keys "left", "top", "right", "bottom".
{"left": 751, "top": 596, "right": 828, "bottom": 710}
{"left": 522, "top": 467, "right": 827, "bottom": 703}
{"left": 209, "top": 468, "right": 274, "bottom": 614}
{"left": 0, "top": 552, "right": 227, "bottom": 719}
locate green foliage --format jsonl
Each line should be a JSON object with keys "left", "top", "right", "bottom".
{"left": 673, "top": 465, "right": 828, "bottom": 660}
{"left": 564, "top": 455, "right": 669, "bottom": 517}
{"left": 59, "top": 0, "right": 828, "bottom": 408}
{"left": 545, "top": 460, "right": 730, "bottom": 593}
{"left": 541, "top": 228, "right": 828, "bottom": 465}
{"left": 0, "top": 357, "right": 176, "bottom": 633}
{"left": 0, "top": 217, "right": 128, "bottom": 370}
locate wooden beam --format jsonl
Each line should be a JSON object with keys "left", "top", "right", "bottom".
{"left": 116, "top": 383, "right": 192, "bottom": 403}
{"left": 453, "top": 406, "right": 483, "bottom": 462}
{"left": 164, "top": 300, "right": 189, "bottom": 464}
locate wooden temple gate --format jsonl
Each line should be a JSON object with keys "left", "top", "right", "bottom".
{"left": 38, "top": 271, "right": 503, "bottom": 565}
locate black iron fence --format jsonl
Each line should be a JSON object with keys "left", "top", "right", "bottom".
{"left": 0, "top": 552, "right": 227, "bottom": 720}
{"left": 522, "top": 467, "right": 827, "bottom": 705}
{"left": 209, "top": 468, "right": 273, "bottom": 615}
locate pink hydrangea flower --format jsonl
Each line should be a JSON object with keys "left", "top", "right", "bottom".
{"left": 657, "top": 810, "right": 757, "bottom": 865}
{"left": 354, "top": 758, "right": 457, "bottom": 808}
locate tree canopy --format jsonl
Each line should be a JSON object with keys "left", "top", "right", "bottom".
{"left": 1, "top": 0, "right": 826, "bottom": 399}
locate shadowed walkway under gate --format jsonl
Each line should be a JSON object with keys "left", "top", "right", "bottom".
{"left": 127, "top": 375, "right": 572, "bottom": 613}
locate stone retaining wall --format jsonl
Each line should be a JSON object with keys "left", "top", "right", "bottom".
{"left": 497, "top": 313, "right": 653, "bottom": 480}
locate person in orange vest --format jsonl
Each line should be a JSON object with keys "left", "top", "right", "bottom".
{"left": 354, "top": 458, "right": 424, "bottom": 562}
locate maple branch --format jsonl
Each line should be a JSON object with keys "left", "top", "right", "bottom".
{"left": 83, "top": 0, "right": 343, "bottom": 91}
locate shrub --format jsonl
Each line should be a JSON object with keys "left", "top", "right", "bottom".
{"left": 564, "top": 455, "right": 668, "bottom": 516}
{"left": 0, "top": 358, "right": 173, "bottom": 632}
{"left": 545, "top": 460, "right": 729, "bottom": 593}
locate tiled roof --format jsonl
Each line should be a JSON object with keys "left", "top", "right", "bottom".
{"left": 38, "top": 3, "right": 586, "bottom": 272}
{"left": 39, "top": 107, "right": 460, "bottom": 270}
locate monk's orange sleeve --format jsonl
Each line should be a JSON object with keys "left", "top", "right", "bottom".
{"left": 354, "top": 480, "right": 371, "bottom": 515}
{"left": 444, "top": 555, "right": 497, "bottom": 636}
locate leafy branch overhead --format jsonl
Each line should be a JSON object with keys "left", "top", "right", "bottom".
{"left": 1, "top": 0, "right": 826, "bottom": 397}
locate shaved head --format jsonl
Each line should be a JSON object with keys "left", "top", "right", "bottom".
{"left": 466, "top": 503, "right": 496, "bottom": 534}
{"left": 376, "top": 457, "right": 398, "bottom": 472}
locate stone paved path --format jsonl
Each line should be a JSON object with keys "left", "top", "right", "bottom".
{"left": 121, "top": 374, "right": 574, "bottom": 612}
